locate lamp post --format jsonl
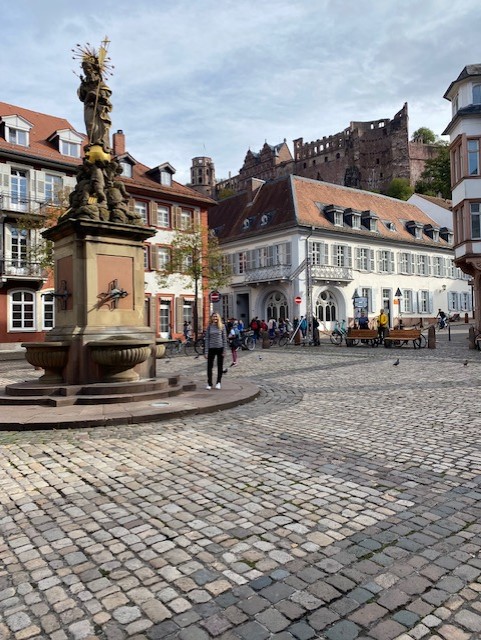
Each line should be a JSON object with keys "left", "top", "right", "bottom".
{"left": 395, "top": 288, "right": 402, "bottom": 329}
{"left": 352, "top": 289, "right": 359, "bottom": 327}
{"left": 305, "top": 229, "right": 314, "bottom": 344}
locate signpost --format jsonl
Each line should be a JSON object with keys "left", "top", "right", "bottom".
{"left": 210, "top": 290, "right": 221, "bottom": 303}
{"left": 295, "top": 296, "right": 302, "bottom": 304}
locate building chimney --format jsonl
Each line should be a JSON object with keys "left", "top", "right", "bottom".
{"left": 113, "top": 130, "right": 126, "bottom": 156}
{"left": 246, "top": 178, "right": 265, "bottom": 205}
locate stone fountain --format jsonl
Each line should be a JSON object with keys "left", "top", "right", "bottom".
{"left": 2, "top": 39, "right": 194, "bottom": 408}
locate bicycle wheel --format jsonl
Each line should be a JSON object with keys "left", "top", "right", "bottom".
{"left": 278, "top": 334, "right": 288, "bottom": 347}
{"left": 164, "top": 341, "right": 178, "bottom": 357}
{"left": 330, "top": 332, "right": 342, "bottom": 346}
{"left": 414, "top": 334, "right": 427, "bottom": 349}
{"left": 194, "top": 338, "right": 205, "bottom": 355}
{"left": 244, "top": 336, "right": 256, "bottom": 350}
{"left": 183, "top": 341, "right": 196, "bottom": 357}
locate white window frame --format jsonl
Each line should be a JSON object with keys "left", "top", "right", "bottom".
{"left": 418, "top": 290, "right": 430, "bottom": 314}
{"left": 135, "top": 200, "right": 148, "bottom": 224}
{"left": 119, "top": 161, "right": 133, "bottom": 178}
{"left": 9, "top": 289, "right": 36, "bottom": 331}
{"left": 157, "top": 204, "right": 170, "bottom": 228}
{"left": 42, "top": 292, "right": 55, "bottom": 330}
{"left": 157, "top": 246, "right": 170, "bottom": 270}
{"left": 471, "top": 203, "right": 481, "bottom": 239}
{"left": 333, "top": 244, "right": 351, "bottom": 267}
{"left": 60, "top": 140, "right": 80, "bottom": 158}
{"left": 45, "top": 174, "right": 62, "bottom": 204}
{"left": 401, "top": 290, "right": 413, "bottom": 314}
{"left": 180, "top": 209, "right": 193, "bottom": 230}
{"left": 8, "top": 128, "right": 28, "bottom": 146}
{"left": 160, "top": 171, "right": 172, "bottom": 187}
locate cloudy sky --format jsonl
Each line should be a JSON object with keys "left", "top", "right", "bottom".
{"left": 4, "top": 0, "right": 480, "bottom": 183}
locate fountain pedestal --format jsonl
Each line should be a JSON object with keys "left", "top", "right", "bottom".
{"left": 39, "top": 218, "right": 156, "bottom": 385}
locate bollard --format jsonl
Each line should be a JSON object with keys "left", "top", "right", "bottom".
{"left": 262, "top": 331, "right": 271, "bottom": 349}
{"left": 427, "top": 325, "right": 436, "bottom": 349}
{"left": 468, "top": 326, "right": 476, "bottom": 350}
{"left": 465, "top": 313, "right": 469, "bottom": 323}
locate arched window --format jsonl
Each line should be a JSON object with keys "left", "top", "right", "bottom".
{"left": 9, "top": 289, "right": 36, "bottom": 331}
{"left": 473, "top": 85, "right": 481, "bottom": 105}
{"left": 316, "top": 290, "right": 337, "bottom": 323}
{"left": 265, "top": 291, "right": 288, "bottom": 322}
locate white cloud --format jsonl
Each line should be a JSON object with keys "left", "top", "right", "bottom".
{"left": 2, "top": 0, "right": 480, "bottom": 182}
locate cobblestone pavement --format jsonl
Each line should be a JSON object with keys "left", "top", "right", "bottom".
{"left": 1, "top": 326, "right": 481, "bottom": 639}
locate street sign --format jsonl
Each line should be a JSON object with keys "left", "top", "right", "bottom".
{"left": 295, "top": 296, "right": 302, "bottom": 304}
{"left": 210, "top": 290, "right": 221, "bottom": 303}
{"left": 395, "top": 288, "right": 403, "bottom": 297}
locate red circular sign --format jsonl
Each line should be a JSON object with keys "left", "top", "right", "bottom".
{"left": 295, "top": 296, "right": 302, "bottom": 304}
{"left": 210, "top": 290, "right": 221, "bottom": 303}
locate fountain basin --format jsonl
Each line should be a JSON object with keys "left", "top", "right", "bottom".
{"left": 89, "top": 338, "right": 152, "bottom": 382}
{"left": 22, "top": 341, "right": 70, "bottom": 383}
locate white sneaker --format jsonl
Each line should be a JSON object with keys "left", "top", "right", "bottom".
{"left": 206, "top": 385, "right": 212, "bottom": 390}
{"left": 215, "top": 382, "right": 221, "bottom": 390}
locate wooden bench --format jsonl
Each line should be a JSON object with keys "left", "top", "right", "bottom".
{"left": 384, "top": 329, "right": 426, "bottom": 348}
{"left": 346, "top": 329, "right": 379, "bottom": 347}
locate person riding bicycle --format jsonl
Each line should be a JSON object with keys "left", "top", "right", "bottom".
{"left": 437, "top": 309, "right": 447, "bottom": 329}
{"left": 183, "top": 321, "right": 192, "bottom": 340}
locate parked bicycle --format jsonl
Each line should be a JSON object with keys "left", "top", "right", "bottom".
{"left": 330, "top": 320, "right": 355, "bottom": 346}
{"left": 164, "top": 336, "right": 201, "bottom": 357}
{"left": 269, "top": 331, "right": 289, "bottom": 347}
{"left": 239, "top": 330, "right": 256, "bottom": 351}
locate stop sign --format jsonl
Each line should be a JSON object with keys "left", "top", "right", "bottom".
{"left": 295, "top": 296, "right": 302, "bottom": 304}
{"left": 210, "top": 290, "right": 221, "bottom": 303}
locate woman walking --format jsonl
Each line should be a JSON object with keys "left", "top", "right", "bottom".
{"left": 204, "top": 313, "right": 228, "bottom": 390}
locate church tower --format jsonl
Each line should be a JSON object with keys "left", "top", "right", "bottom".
{"left": 190, "top": 156, "right": 215, "bottom": 197}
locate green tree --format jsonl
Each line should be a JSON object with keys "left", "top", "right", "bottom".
{"left": 386, "top": 178, "right": 414, "bottom": 201}
{"left": 17, "top": 187, "right": 70, "bottom": 271}
{"left": 415, "top": 146, "right": 451, "bottom": 200}
{"left": 411, "top": 127, "right": 436, "bottom": 144}
{"left": 217, "top": 187, "right": 236, "bottom": 200}
{"left": 156, "top": 224, "right": 231, "bottom": 338}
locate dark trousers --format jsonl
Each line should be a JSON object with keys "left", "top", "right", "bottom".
{"left": 378, "top": 326, "right": 388, "bottom": 343}
{"left": 207, "top": 348, "right": 224, "bottom": 386}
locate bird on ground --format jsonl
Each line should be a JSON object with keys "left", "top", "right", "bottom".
{"left": 463, "top": 360, "right": 468, "bottom": 366}
{"left": 393, "top": 358, "right": 400, "bottom": 366}
{"left": 258, "top": 356, "right": 263, "bottom": 360}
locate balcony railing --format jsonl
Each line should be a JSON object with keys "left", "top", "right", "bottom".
{"left": 1, "top": 260, "right": 45, "bottom": 278}
{"left": 244, "top": 264, "right": 292, "bottom": 283}
{"left": 310, "top": 264, "right": 353, "bottom": 282}
{"left": 0, "top": 192, "right": 62, "bottom": 216}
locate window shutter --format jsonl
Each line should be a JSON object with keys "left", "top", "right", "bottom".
{"left": 428, "top": 292, "right": 434, "bottom": 314}
{"left": 0, "top": 164, "right": 9, "bottom": 189}
{"left": 376, "top": 250, "right": 380, "bottom": 271}
{"left": 426, "top": 256, "right": 432, "bottom": 276}
{"left": 355, "top": 248, "right": 360, "bottom": 270}
{"left": 176, "top": 297, "right": 184, "bottom": 333}
{"left": 324, "top": 243, "right": 329, "bottom": 265}
{"left": 150, "top": 245, "right": 158, "bottom": 270}
{"left": 347, "top": 246, "right": 352, "bottom": 268}
{"left": 389, "top": 251, "right": 395, "bottom": 273}
{"left": 412, "top": 292, "right": 418, "bottom": 314}
{"left": 193, "top": 209, "right": 201, "bottom": 228}
{"left": 36, "top": 170, "right": 45, "bottom": 199}
{"left": 397, "top": 252, "right": 401, "bottom": 273}
{"left": 172, "top": 206, "right": 182, "bottom": 229}
{"left": 149, "top": 201, "right": 158, "bottom": 226}
{"left": 369, "top": 250, "right": 375, "bottom": 272}
{"left": 371, "top": 289, "right": 377, "bottom": 313}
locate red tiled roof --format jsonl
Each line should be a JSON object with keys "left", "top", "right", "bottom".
{"left": 0, "top": 101, "right": 85, "bottom": 167}
{"left": 210, "top": 175, "right": 451, "bottom": 248}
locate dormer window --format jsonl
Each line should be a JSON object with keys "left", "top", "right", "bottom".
{"left": 48, "top": 128, "right": 83, "bottom": 158}
{"left": 119, "top": 160, "right": 133, "bottom": 178}
{"left": 2, "top": 114, "right": 32, "bottom": 148}
{"left": 147, "top": 162, "right": 175, "bottom": 187}
{"left": 406, "top": 221, "right": 424, "bottom": 239}
{"left": 361, "top": 210, "right": 379, "bottom": 232}
{"left": 160, "top": 171, "right": 172, "bottom": 187}
{"left": 242, "top": 218, "right": 251, "bottom": 230}
{"left": 344, "top": 208, "right": 361, "bottom": 229}
{"left": 324, "top": 204, "right": 344, "bottom": 227}
{"left": 9, "top": 128, "right": 28, "bottom": 146}
{"left": 383, "top": 221, "right": 396, "bottom": 232}
{"left": 440, "top": 227, "right": 454, "bottom": 244}
{"left": 424, "top": 224, "right": 440, "bottom": 241}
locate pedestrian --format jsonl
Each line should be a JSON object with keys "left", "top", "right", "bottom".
{"left": 183, "top": 321, "right": 192, "bottom": 340}
{"left": 228, "top": 319, "right": 241, "bottom": 367}
{"left": 299, "top": 316, "right": 307, "bottom": 338}
{"left": 377, "top": 308, "right": 389, "bottom": 343}
{"left": 312, "top": 316, "right": 320, "bottom": 345}
{"left": 358, "top": 311, "right": 369, "bottom": 330}
{"left": 204, "top": 312, "right": 228, "bottom": 390}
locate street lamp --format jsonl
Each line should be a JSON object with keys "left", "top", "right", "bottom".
{"left": 352, "top": 289, "right": 359, "bottom": 327}
{"left": 395, "top": 288, "right": 402, "bottom": 329}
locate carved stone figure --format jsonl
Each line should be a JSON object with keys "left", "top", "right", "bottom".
{"left": 78, "top": 59, "right": 112, "bottom": 153}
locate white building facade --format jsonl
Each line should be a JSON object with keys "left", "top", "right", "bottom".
{"left": 210, "top": 176, "right": 471, "bottom": 329}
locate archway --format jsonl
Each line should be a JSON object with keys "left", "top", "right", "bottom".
{"left": 315, "top": 290, "right": 339, "bottom": 329}
{"left": 265, "top": 291, "right": 289, "bottom": 322}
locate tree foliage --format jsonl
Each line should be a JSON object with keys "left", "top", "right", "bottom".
{"left": 411, "top": 127, "right": 437, "bottom": 144}
{"left": 386, "top": 178, "right": 414, "bottom": 201}
{"left": 156, "top": 224, "right": 231, "bottom": 336}
{"left": 414, "top": 146, "right": 451, "bottom": 200}
{"left": 17, "top": 187, "right": 70, "bottom": 271}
